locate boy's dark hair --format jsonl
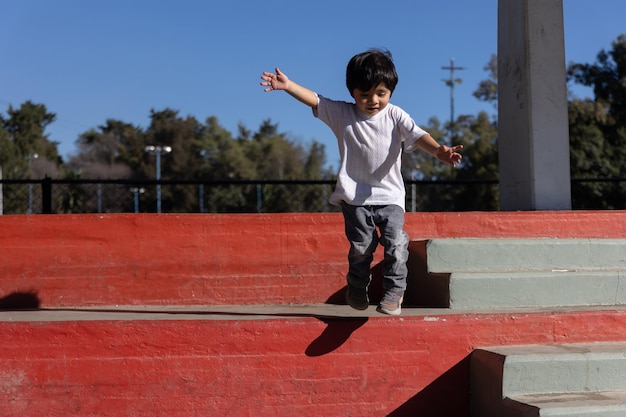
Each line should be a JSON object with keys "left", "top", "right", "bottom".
{"left": 346, "top": 48, "right": 398, "bottom": 96}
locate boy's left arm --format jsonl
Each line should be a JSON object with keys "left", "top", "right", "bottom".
{"left": 415, "top": 134, "right": 463, "bottom": 167}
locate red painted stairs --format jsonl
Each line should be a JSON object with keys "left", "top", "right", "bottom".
{"left": 1, "top": 212, "right": 625, "bottom": 417}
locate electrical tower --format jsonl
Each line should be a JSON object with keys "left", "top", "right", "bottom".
{"left": 441, "top": 58, "right": 465, "bottom": 140}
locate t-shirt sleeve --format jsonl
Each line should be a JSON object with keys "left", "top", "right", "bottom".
{"left": 396, "top": 108, "right": 428, "bottom": 152}
{"left": 313, "top": 95, "right": 351, "bottom": 138}
{"left": 313, "top": 95, "right": 341, "bottom": 124}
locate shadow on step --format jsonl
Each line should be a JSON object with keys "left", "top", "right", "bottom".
{"left": 0, "top": 291, "right": 41, "bottom": 310}
{"left": 387, "top": 355, "right": 471, "bottom": 417}
{"left": 305, "top": 317, "right": 368, "bottom": 357}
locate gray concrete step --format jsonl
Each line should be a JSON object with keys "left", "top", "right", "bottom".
{"left": 471, "top": 342, "right": 626, "bottom": 417}
{"left": 426, "top": 238, "right": 626, "bottom": 273}
{"left": 423, "top": 238, "right": 626, "bottom": 309}
{"left": 447, "top": 270, "right": 626, "bottom": 309}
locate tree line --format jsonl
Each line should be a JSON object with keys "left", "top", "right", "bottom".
{"left": 1, "top": 35, "right": 625, "bottom": 212}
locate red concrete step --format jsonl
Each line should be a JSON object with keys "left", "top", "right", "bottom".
{"left": 0, "top": 213, "right": 350, "bottom": 307}
{"left": 1, "top": 211, "right": 624, "bottom": 308}
{"left": 3, "top": 305, "right": 626, "bottom": 417}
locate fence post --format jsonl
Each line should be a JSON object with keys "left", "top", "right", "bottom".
{"left": 42, "top": 176, "right": 52, "bottom": 214}
{"left": 256, "top": 184, "right": 262, "bottom": 213}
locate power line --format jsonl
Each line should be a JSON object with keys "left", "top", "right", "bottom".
{"left": 441, "top": 58, "right": 465, "bottom": 140}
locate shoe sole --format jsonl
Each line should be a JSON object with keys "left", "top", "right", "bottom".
{"left": 345, "top": 290, "right": 369, "bottom": 311}
{"left": 376, "top": 296, "right": 403, "bottom": 316}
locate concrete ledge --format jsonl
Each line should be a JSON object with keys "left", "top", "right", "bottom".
{"left": 509, "top": 390, "right": 626, "bottom": 417}
{"left": 4, "top": 303, "right": 626, "bottom": 322}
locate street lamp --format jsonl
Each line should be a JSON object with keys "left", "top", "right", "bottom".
{"left": 144, "top": 145, "right": 172, "bottom": 213}
{"left": 27, "top": 153, "right": 39, "bottom": 214}
{"left": 130, "top": 187, "right": 145, "bottom": 213}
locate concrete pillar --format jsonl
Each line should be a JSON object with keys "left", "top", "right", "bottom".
{"left": 498, "top": 0, "right": 572, "bottom": 210}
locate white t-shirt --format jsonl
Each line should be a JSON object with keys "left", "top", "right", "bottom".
{"left": 314, "top": 95, "right": 428, "bottom": 210}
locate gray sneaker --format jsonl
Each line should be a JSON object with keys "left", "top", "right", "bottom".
{"left": 346, "top": 285, "right": 369, "bottom": 310}
{"left": 377, "top": 292, "right": 404, "bottom": 316}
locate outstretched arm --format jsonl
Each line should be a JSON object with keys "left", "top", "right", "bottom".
{"left": 260, "top": 68, "right": 319, "bottom": 109}
{"left": 416, "top": 134, "right": 463, "bottom": 167}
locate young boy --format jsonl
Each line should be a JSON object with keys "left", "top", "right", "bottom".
{"left": 260, "top": 49, "right": 462, "bottom": 315}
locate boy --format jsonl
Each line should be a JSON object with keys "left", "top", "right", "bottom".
{"left": 260, "top": 49, "right": 462, "bottom": 315}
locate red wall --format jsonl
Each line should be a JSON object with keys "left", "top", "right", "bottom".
{"left": 1, "top": 211, "right": 624, "bottom": 307}
{"left": 4, "top": 308, "right": 626, "bottom": 416}
{"left": 1, "top": 211, "right": 626, "bottom": 417}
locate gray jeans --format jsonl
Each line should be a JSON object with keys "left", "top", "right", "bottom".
{"left": 341, "top": 202, "right": 409, "bottom": 294}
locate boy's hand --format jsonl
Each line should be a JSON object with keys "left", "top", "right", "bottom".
{"left": 260, "top": 67, "right": 289, "bottom": 92}
{"left": 436, "top": 145, "right": 464, "bottom": 167}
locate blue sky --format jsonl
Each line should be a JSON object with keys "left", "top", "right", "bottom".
{"left": 2, "top": 0, "right": 625, "bottom": 170}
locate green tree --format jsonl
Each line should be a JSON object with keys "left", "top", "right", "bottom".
{"left": 473, "top": 54, "right": 498, "bottom": 106}
{"left": 198, "top": 117, "right": 253, "bottom": 212}
{"left": 69, "top": 121, "right": 135, "bottom": 178}
{"left": 568, "top": 34, "right": 626, "bottom": 209}
{"left": 143, "top": 108, "right": 203, "bottom": 212}
{"left": 67, "top": 120, "right": 145, "bottom": 213}
{"left": 1, "top": 101, "right": 61, "bottom": 178}
{"left": 451, "top": 112, "right": 499, "bottom": 210}
{"left": 0, "top": 124, "right": 19, "bottom": 179}
{"left": 0, "top": 101, "right": 62, "bottom": 214}
{"left": 246, "top": 120, "right": 309, "bottom": 212}
{"left": 199, "top": 117, "right": 255, "bottom": 180}
{"left": 402, "top": 117, "right": 457, "bottom": 211}
{"left": 567, "top": 99, "right": 612, "bottom": 208}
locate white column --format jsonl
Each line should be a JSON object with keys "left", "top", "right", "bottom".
{"left": 498, "top": 0, "right": 571, "bottom": 210}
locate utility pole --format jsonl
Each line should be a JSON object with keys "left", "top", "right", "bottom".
{"left": 441, "top": 58, "right": 465, "bottom": 140}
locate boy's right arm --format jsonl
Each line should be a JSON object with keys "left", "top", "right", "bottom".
{"left": 260, "top": 67, "right": 318, "bottom": 109}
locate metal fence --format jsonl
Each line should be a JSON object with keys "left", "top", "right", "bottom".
{"left": 0, "top": 177, "right": 623, "bottom": 214}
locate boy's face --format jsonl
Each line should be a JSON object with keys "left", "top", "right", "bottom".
{"left": 352, "top": 83, "right": 392, "bottom": 117}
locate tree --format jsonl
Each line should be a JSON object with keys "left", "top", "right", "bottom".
{"left": 568, "top": 34, "right": 626, "bottom": 209}
{"left": 198, "top": 117, "right": 253, "bottom": 212}
{"left": 473, "top": 54, "right": 498, "bottom": 106}
{"left": 402, "top": 117, "right": 460, "bottom": 211}
{"left": 246, "top": 120, "right": 318, "bottom": 212}
{"left": 451, "top": 112, "right": 499, "bottom": 210}
{"left": 567, "top": 99, "right": 612, "bottom": 208}
{"left": 568, "top": 35, "right": 626, "bottom": 127}
{"left": 69, "top": 122, "right": 134, "bottom": 179}
{"left": 1, "top": 101, "right": 61, "bottom": 178}
{"left": 0, "top": 124, "right": 18, "bottom": 179}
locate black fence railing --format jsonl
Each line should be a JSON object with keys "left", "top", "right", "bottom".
{"left": 0, "top": 177, "right": 623, "bottom": 214}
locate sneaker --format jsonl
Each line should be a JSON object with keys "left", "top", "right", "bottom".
{"left": 377, "top": 292, "right": 404, "bottom": 316}
{"left": 345, "top": 285, "right": 369, "bottom": 310}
